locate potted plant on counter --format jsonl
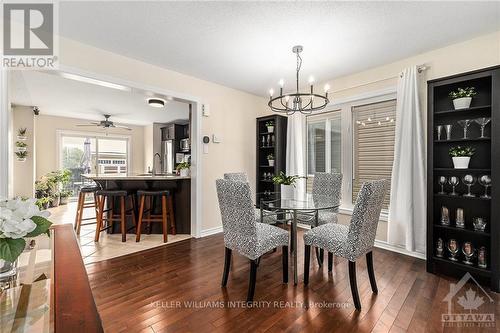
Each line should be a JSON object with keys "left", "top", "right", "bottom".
{"left": 449, "top": 87, "right": 476, "bottom": 110}
{"left": 15, "top": 150, "right": 28, "bottom": 162}
{"left": 272, "top": 171, "right": 302, "bottom": 199}
{"left": 176, "top": 162, "right": 190, "bottom": 177}
{"left": 17, "top": 128, "right": 27, "bottom": 140}
{"left": 267, "top": 153, "right": 275, "bottom": 167}
{"left": 449, "top": 146, "right": 475, "bottom": 169}
{"left": 266, "top": 121, "right": 275, "bottom": 133}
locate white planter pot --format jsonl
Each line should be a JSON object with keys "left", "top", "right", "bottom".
{"left": 16, "top": 135, "right": 27, "bottom": 141}
{"left": 268, "top": 159, "right": 275, "bottom": 167}
{"left": 16, "top": 147, "right": 27, "bottom": 152}
{"left": 179, "top": 169, "right": 190, "bottom": 177}
{"left": 452, "top": 97, "right": 472, "bottom": 110}
{"left": 267, "top": 126, "right": 274, "bottom": 133}
{"left": 17, "top": 157, "right": 26, "bottom": 162}
{"left": 452, "top": 156, "right": 470, "bottom": 169}
{"left": 281, "top": 185, "right": 294, "bottom": 200}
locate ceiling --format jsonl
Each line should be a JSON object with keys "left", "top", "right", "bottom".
{"left": 10, "top": 71, "right": 190, "bottom": 126}
{"left": 59, "top": 1, "right": 500, "bottom": 96}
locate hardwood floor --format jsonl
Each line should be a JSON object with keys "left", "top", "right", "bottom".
{"left": 86, "top": 232, "right": 499, "bottom": 333}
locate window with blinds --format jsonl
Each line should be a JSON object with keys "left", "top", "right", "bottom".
{"left": 307, "top": 110, "right": 341, "bottom": 176}
{"left": 352, "top": 99, "right": 396, "bottom": 209}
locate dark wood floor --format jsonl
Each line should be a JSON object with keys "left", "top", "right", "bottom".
{"left": 86, "top": 232, "right": 499, "bottom": 333}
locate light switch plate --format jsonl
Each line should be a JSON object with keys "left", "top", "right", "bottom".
{"left": 202, "top": 104, "right": 210, "bottom": 117}
{"left": 212, "top": 134, "right": 221, "bottom": 143}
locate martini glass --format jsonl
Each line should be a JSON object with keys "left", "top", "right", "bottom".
{"left": 457, "top": 119, "right": 473, "bottom": 139}
{"left": 478, "top": 175, "right": 492, "bottom": 199}
{"left": 474, "top": 118, "right": 491, "bottom": 138}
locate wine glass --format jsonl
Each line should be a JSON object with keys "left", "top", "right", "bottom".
{"left": 462, "top": 174, "right": 476, "bottom": 197}
{"left": 478, "top": 175, "right": 492, "bottom": 199}
{"left": 474, "top": 117, "right": 491, "bottom": 138}
{"left": 438, "top": 176, "right": 447, "bottom": 194}
{"left": 457, "top": 119, "right": 473, "bottom": 139}
{"left": 448, "top": 176, "right": 459, "bottom": 196}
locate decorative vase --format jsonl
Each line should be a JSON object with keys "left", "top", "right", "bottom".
{"left": 452, "top": 97, "right": 472, "bottom": 110}
{"left": 268, "top": 159, "right": 275, "bottom": 167}
{"left": 452, "top": 156, "right": 470, "bottom": 169}
{"left": 180, "top": 168, "right": 190, "bottom": 177}
{"left": 280, "top": 185, "right": 294, "bottom": 200}
{"left": 267, "top": 126, "right": 274, "bottom": 133}
{"left": 0, "top": 259, "right": 18, "bottom": 289}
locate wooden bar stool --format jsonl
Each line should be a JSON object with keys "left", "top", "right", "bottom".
{"left": 136, "top": 190, "right": 175, "bottom": 243}
{"left": 74, "top": 186, "right": 99, "bottom": 235}
{"left": 95, "top": 190, "right": 136, "bottom": 242}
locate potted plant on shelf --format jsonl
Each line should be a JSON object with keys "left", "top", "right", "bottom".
{"left": 449, "top": 146, "right": 475, "bottom": 169}
{"left": 267, "top": 153, "right": 275, "bottom": 167}
{"left": 15, "top": 150, "right": 28, "bottom": 162}
{"left": 17, "top": 128, "right": 27, "bottom": 140}
{"left": 272, "top": 171, "right": 302, "bottom": 199}
{"left": 15, "top": 141, "right": 27, "bottom": 152}
{"left": 266, "top": 121, "right": 274, "bottom": 133}
{"left": 176, "top": 161, "right": 190, "bottom": 177}
{"left": 449, "top": 87, "right": 476, "bottom": 110}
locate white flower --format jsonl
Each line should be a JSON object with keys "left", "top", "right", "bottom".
{"left": 0, "top": 214, "right": 36, "bottom": 239}
{"left": 0, "top": 198, "right": 49, "bottom": 239}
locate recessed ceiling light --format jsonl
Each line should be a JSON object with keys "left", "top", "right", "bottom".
{"left": 58, "top": 72, "right": 131, "bottom": 92}
{"left": 147, "top": 98, "right": 166, "bottom": 108}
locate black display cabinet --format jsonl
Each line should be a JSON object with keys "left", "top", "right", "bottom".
{"left": 427, "top": 66, "right": 500, "bottom": 292}
{"left": 256, "top": 115, "right": 287, "bottom": 203}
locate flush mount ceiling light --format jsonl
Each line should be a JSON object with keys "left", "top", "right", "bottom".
{"left": 147, "top": 98, "right": 166, "bottom": 108}
{"left": 268, "top": 45, "right": 330, "bottom": 115}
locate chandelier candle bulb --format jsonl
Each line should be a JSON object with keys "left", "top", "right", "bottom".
{"left": 279, "top": 79, "right": 284, "bottom": 87}
{"left": 269, "top": 88, "right": 274, "bottom": 97}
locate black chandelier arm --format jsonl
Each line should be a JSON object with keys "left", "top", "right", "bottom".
{"left": 267, "top": 97, "right": 329, "bottom": 114}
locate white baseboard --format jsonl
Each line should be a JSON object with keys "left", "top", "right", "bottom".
{"left": 200, "top": 226, "right": 223, "bottom": 237}
{"left": 374, "top": 240, "right": 426, "bottom": 260}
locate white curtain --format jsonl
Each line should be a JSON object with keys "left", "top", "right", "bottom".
{"left": 388, "top": 66, "right": 426, "bottom": 254}
{"left": 286, "top": 113, "right": 306, "bottom": 194}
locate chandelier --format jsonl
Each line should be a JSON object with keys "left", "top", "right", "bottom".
{"left": 268, "top": 45, "right": 330, "bottom": 115}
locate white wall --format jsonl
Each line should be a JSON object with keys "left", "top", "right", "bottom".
{"left": 11, "top": 106, "right": 36, "bottom": 198}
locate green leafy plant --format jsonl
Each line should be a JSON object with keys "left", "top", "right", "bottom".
{"left": 15, "top": 151, "right": 28, "bottom": 159}
{"left": 176, "top": 161, "right": 190, "bottom": 171}
{"left": 60, "top": 190, "right": 72, "bottom": 198}
{"left": 449, "top": 87, "right": 476, "bottom": 99}
{"left": 267, "top": 153, "right": 274, "bottom": 160}
{"left": 17, "top": 128, "right": 27, "bottom": 136}
{"left": 449, "top": 146, "right": 475, "bottom": 157}
{"left": 35, "top": 197, "right": 51, "bottom": 209}
{"left": 266, "top": 121, "right": 274, "bottom": 127}
{"left": 272, "top": 171, "right": 302, "bottom": 187}
{"left": 15, "top": 141, "right": 27, "bottom": 148}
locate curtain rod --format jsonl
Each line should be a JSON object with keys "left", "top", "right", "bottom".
{"left": 331, "top": 65, "right": 429, "bottom": 94}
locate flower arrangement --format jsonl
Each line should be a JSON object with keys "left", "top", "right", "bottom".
{"left": 0, "top": 198, "right": 52, "bottom": 262}
{"left": 449, "top": 87, "right": 476, "bottom": 99}
{"left": 272, "top": 171, "right": 301, "bottom": 187}
{"left": 449, "top": 146, "right": 475, "bottom": 157}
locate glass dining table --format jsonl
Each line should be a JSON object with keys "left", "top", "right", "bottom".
{"left": 256, "top": 191, "right": 340, "bottom": 285}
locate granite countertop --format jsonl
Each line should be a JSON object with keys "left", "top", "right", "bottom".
{"left": 82, "top": 173, "right": 191, "bottom": 180}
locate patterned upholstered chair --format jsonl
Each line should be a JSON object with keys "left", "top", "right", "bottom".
{"left": 223, "top": 172, "right": 277, "bottom": 225}
{"left": 303, "top": 179, "right": 389, "bottom": 310}
{"left": 299, "top": 172, "right": 342, "bottom": 265}
{"left": 216, "top": 179, "right": 289, "bottom": 302}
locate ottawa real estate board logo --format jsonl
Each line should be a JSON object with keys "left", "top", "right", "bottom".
{"left": 2, "top": 2, "right": 58, "bottom": 69}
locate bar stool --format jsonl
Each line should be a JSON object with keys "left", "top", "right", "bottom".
{"left": 95, "top": 190, "right": 136, "bottom": 242}
{"left": 74, "top": 186, "right": 99, "bottom": 235}
{"left": 136, "top": 190, "right": 176, "bottom": 243}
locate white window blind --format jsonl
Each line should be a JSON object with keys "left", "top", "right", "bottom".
{"left": 352, "top": 99, "right": 396, "bottom": 208}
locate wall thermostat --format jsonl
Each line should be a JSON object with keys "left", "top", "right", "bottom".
{"left": 203, "top": 136, "right": 210, "bottom": 144}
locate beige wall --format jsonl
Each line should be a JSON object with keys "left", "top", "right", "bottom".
{"left": 58, "top": 37, "right": 267, "bottom": 232}
{"left": 11, "top": 106, "right": 36, "bottom": 198}
{"left": 34, "top": 114, "right": 145, "bottom": 179}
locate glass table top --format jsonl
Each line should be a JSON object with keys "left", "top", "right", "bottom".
{"left": 256, "top": 192, "right": 340, "bottom": 211}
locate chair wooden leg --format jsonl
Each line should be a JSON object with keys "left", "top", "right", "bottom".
{"left": 129, "top": 196, "right": 137, "bottom": 228}
{"left": 167, "top": 195, "right": 176, "bottom": 235}
{"left": 247, "top": 259, "right": 259, "bottom": 303}
{"left": 221, "top": 247, "right": 232, "bottom": 286}
{"left": 348, "top": 261, "right": 361, "bottom": 310}
{"left": 304, "top": 245, "right": 311, "bottom": 285}
{"left": 147, "top": 196, "right": 152, "bottom": 234}
{"left": 282, "top": 246, "right": 288, "bottom": 283}
{"left": 328, "top": 252, "right": 333, "bottom": 272}
{"left": 95, "top": 195, "right": 105, "bottom": 242}
{"left": 74, "top": 192, "right": 84, "bottom": 235}
{"left": 93, "top": 192, "right": 99, "bottom": 225}
{"left": 161, "top": 195, "right": 168, "bottom": 243}
{"left": 136, "top": 196, "right": 145, "bottom": 242}
{"left": 315, "top": 247, "right": 323, "bottom": 267}
{"left": 366, "top": 251, "right": 378, "bottom": 293}
{"left": 120, "top": 197, "right": 126, "bottom": 242}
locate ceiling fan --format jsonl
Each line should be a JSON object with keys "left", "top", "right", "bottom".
{"left": 76, "top": 114, "right": 132, "bottom": 131}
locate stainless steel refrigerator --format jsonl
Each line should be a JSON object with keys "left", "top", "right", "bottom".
{"left": 161, "top": 140, "right": 174, "bottom": 174}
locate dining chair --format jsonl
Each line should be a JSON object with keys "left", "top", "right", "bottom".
{"left": 223, "top": 172, "right": 277, "bottom": 225}
{"left": 216, "top": 179, "right": 289, "bottom": 302}
{"left": 303, "top": 179, "right": 389, "bottom": 310}
{"left": 299, "top": 172, "right": 342, "bottom": 265}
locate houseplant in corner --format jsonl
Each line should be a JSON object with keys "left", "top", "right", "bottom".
{"left": 449, "top": 87, "right": 476, "bottom": 110}
{"left": 176, "top": 162, "right": 190, "bottom": 177}
{"left": 0, "top": 198, "right": 52, "bottom": 281}
{"left": 449, "top": 146, "right": 475, "bottom": 169}
{"left": 272, "top": 171, "right": 301, "bottom": 199}
{"left": 267, "top": 153, "right": 275, "bottom": 167}
{"left": 266, "top": 121, "right": 274, "bottom": 133}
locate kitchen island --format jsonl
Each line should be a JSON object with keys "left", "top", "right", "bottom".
{"left": 83, "top": 174, "right": 191, "bottom": 234}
